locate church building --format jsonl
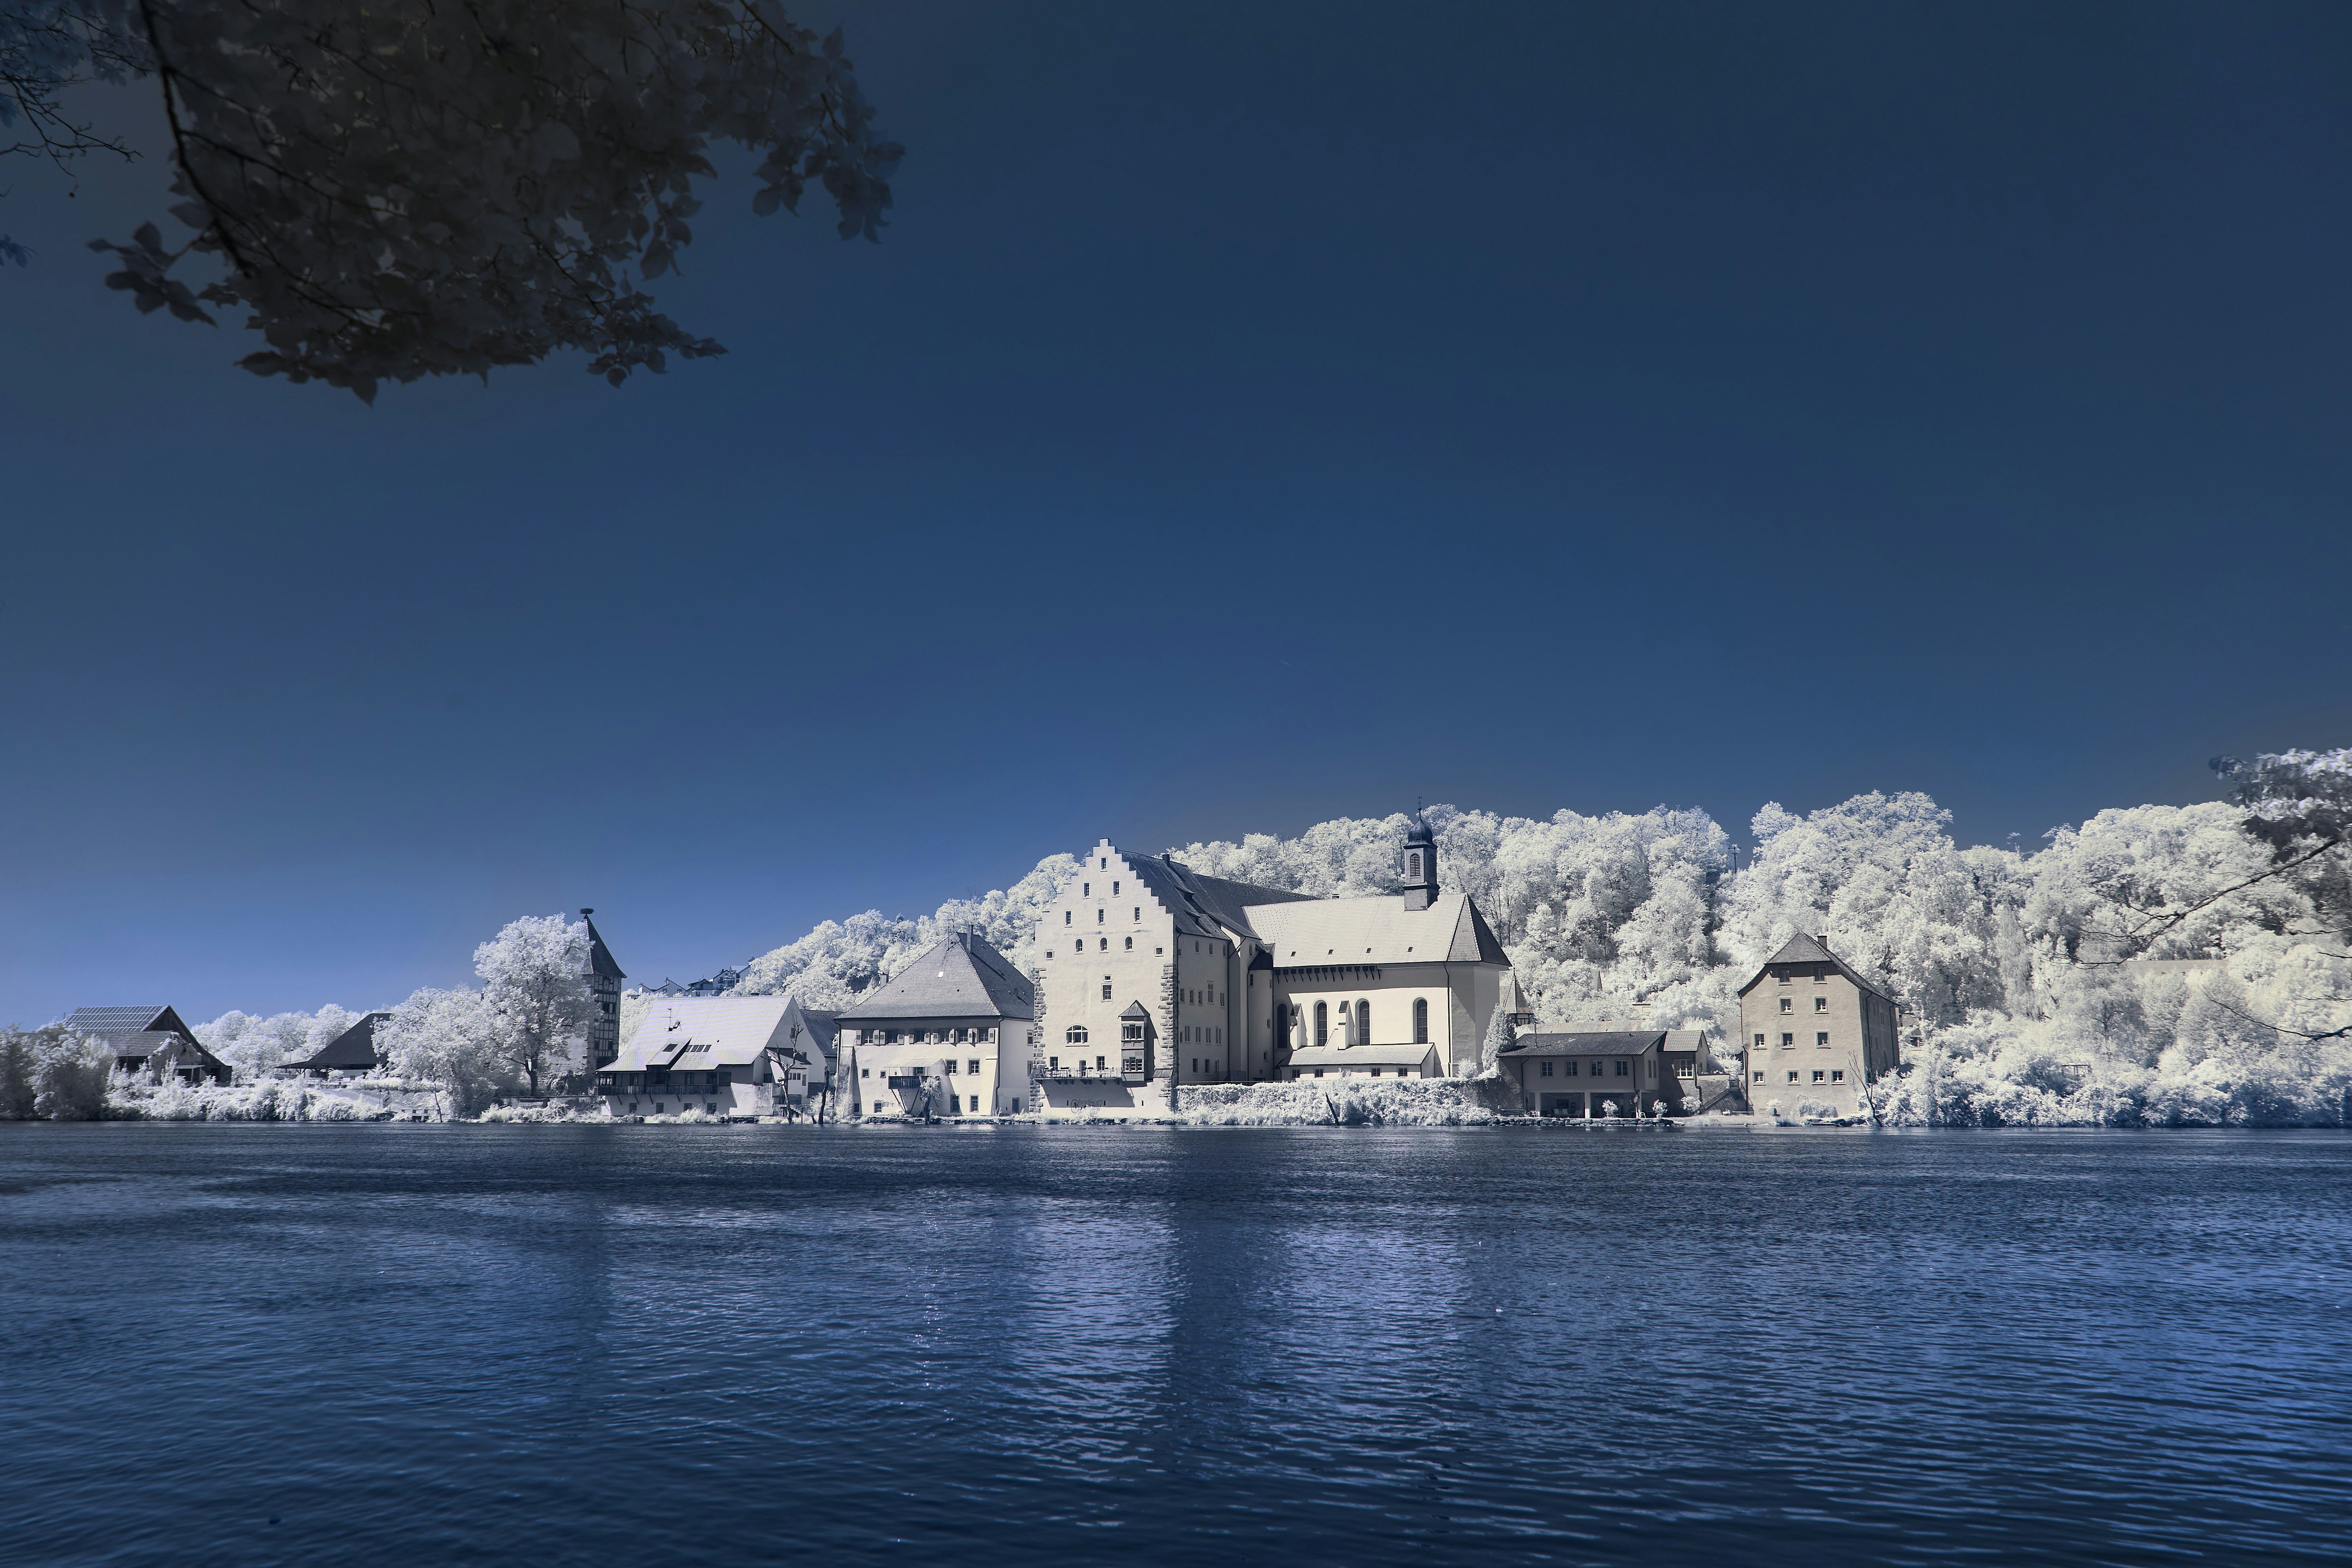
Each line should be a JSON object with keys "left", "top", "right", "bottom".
{"left": 1035, "top": 815, "right": 1512, "bottom": 1111}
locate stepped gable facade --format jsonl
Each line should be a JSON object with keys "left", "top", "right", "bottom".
{"left": 1037, "top": 813, "right": 1514, "bottom": 1099}
{"left": 1736, "top": 933, "right": 1901, "bottom": 1118}
{"left": 837, "top": 933, "right": 1036, "bottom": 1119}
{"left": 61, "top": 1005, "right": 232, "bottom": 1086}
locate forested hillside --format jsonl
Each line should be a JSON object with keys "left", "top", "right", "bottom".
{"left": 734, "top": 750, "right": 2352, "bottom": 1125}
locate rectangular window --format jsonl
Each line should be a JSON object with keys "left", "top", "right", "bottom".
{"left": 1830, "top": 1069, "right": 1845, "bottom": 1082}
{"left": 1815, "top": 996, "right": 1828, "bottom": 1013}
{"left": 1540, "top": 1061, "right": 1554, "bottom": 1077}
{"left": 1102, "top": 982, "right": 1112, "bottom": 1000}
{"left": 1780, "top": 997, "right": 1792, "bottom": 1013}
{"left": 1615, "top": 1061, "right": 1629, "bottom": 1076}
{"left": 1096, "top": 1056, "right": 1105, "bottom": 1070}
{"left": 1812, "top": 1070, "right": 1826, "bottom": 1083}
{"left": 944, "top": 1061, "right": 956, "bottom": 1075}
{"left": 1753, "top": 1070, "right": 1764, "bottom": 1083}
{"left": 860, "top": 1067, "right": 869, "bottom": 1078}
{"left": 1049, "top": 1056, "right": 1059, "bottom": 1069}
{"left": 1817, "top": 1032, "right": 1829, "bottom": 1047}
{"left": 967, "top": 1059, "right": 980, "bottom": 1074}
{"left": 1781, "top": 1033, "right": 1793, "bottom": 1048}
{"left": 1787, "top": 1071, "right": 1799, "bottom": 1083}
{"left": 1564, "top": 1060, "right": 1578, "bottom": 1077}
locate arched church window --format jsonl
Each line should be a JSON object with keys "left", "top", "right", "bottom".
{"left": 1066, "top": 1026, "right": 1088, "bottom": 1044}
{"left": 1355, "top": 1000, "right": 1370, "bottom": 1045}
{"left": 1413, "top": 998, "right": 1429, "bottom": 1043}
{"left": 1408, "top": 851, "right": 1422, "bottom": 880}
{"left": 1314, "top": 1002, "right": 1328, "bottom": 1047}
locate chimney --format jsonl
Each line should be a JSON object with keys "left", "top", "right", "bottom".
{"left": 1814, "top": 933, "right": 1829, "bottom": 948}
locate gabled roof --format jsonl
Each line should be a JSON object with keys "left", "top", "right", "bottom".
{"left": 608, "top": 996, "right": 795, "bottom": 1071}
{"left": 1247, "top": 892, "right": 1509, "bottom": 968}
{"left": 64, "top": 1006, "right": 227, "bottom": 1076}
{"left": 1289, "top": 1042, "right": 1444, "bottom": 1068}
{"left": 837, "top": 933, "right": 1035, "bottom": 1022}
{"left": 1112, "top": 851, "right": 1309, "bottom": 942}
{"left": 580, "top": 912, "right": 626, "bottom": 982}
{"left": 786, "top": 1001, "right": 842, "bottom": 1055}
{"left": 1120, "top": 1000, "right": 1151, "bottom": 1019}
{"left": 1736, "top": 934, "right": 1895, "bottom": 1003}
{"left": 289, "top": 1011, "right": 393, "bottom": 1071}
{"left": 1499, "top": 1030, "right": 1666, "bottom": 1057}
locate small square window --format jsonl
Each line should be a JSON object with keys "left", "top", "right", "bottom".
{"left": 944, "top": 1061, "right": 957, "bottom": 1075}
{"left": 1752, "top": 1070, "right": 1764, "bottom": 1083}
{"left": 968, "top": 1059, "right": 980, "bottom": 1074}
{"left": 1830, "top": 1069, "right": 1845, "bottom": 1082}
{"left": 1811, "top": 1070, "right": 1826, "bottom": 1083}
{"left": 1780, "top": 997, "right": 1792, "bottom": 1013}
{"left": 1817, "top": 1032, "right": 1829, "bottom": 1047}
{"left": 1814, "top": 996, "right": 1828, "bottom": 1013}
{"left": 1787, "top": 1071, "right": 1799, "bottom": 1083}
{"left": 1781, "top": 1033, "right": 1793, "bottom": 1048}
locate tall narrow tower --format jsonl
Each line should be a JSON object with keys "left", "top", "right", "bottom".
{"left": 579, "top": 908, "right": 626, "bottom": 1073}
{"left": 1400, "top": 812, "right": 1438, "bottom": 912}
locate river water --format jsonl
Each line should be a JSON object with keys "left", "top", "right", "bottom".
{"left": 1, "top": 1124, "right": 2344, "bottom": 1566}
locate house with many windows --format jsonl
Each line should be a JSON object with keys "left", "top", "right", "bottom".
{"left": 595, "top": 996, "right": 817, "bottom": 1119}
{"left": 837, "top": 933, "right": 1035, "bottom": 1118}
{"left": 1736, "top": 934, "right": 1900, "bottom": 1118}
{"left": 1035, "top": 813, "right": 1513, "bottom": 1113}
{"left": 1494, "top": 1030, "right": 1673, "bottom": 1117}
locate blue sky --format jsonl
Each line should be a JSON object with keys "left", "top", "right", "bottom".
{"left": 3, "top": 0, "right": 2348, "bottom": 1023}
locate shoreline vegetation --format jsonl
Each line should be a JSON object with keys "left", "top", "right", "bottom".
{"left": 9, "top": 751, "right": 2349, "bottom": 1130}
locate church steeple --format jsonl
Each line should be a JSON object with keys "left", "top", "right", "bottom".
{"left": 1400, "top": 812, "right": 1438, "bottom": 912}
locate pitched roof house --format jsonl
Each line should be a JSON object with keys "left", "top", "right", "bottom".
{"left": 596, "top": 995, "right": 817, "bottom": 1120}
{"left": 285, "top": 1011, "right": 394, "bottom": 1078}
{"left": 61, "top": 1006, "right": 232, "bottom": 1086}
{"left": 1737, "top": 934, "right": 1901, "bottom": 1119}
{"left": 837, "top": 933, "right": 1035, "bottom": 1119}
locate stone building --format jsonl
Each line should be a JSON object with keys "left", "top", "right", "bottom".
{"left": 837, "top": 933, "right": 1036, "bottom": 1118}
{"left": 1034, "top": 813, "right": 1512, "bottom": 1112}
{"left": 1736, "top": 933, "right": 1900, "bottom": 1118}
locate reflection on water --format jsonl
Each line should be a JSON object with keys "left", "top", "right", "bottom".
{"left": 1, "top": 1124, "right": 2346, "bottom": 1566}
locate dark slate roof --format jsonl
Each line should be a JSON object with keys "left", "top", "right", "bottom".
{"left": 1463, "top": 898, "right": 1509, "bottom": 966}
{"left": 795, "top": 1007, "right": 841, "bottom": 1051}
{"left": 1736, "top": 934, "right": 1895, "bottom": 1003}
{"left": 837, "top": 933, "right": 1035, "bottom": 1022}
{"left": 1499, "top": 1030, "right": 1667, "bottom": 1057}
{"left": 1120, "top": 1000, "right": 1151, "bottom": 1019}
{"left": 581, "top": 912, "right": 626, "bottom": 982}
{"left": 289, "top": 1012, "right": 392, "bottom": 1071}
{"left": 1120, "top": 853, "right": 1311, "bottom": 942}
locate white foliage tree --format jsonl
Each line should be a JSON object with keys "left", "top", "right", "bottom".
{"left": 377, "top": 985, "right": 505, "bottom": 1116}
{"left": 474, "top": 914, "right": 594, "bottom": 1095}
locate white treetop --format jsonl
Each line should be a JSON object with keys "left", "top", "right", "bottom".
{"left": 473, "top": 913, "right": 594, "bottom": 1095}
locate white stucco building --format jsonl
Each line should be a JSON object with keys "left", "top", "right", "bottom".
{"left": 595, "top": 995, "right": 823, "bottom": 1119}
{"left": 837, "top": 933, "right": 1035, "bottom": 1119}
{"left": 1034, "top": 814, "right": 1512, "bottom": 1112}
